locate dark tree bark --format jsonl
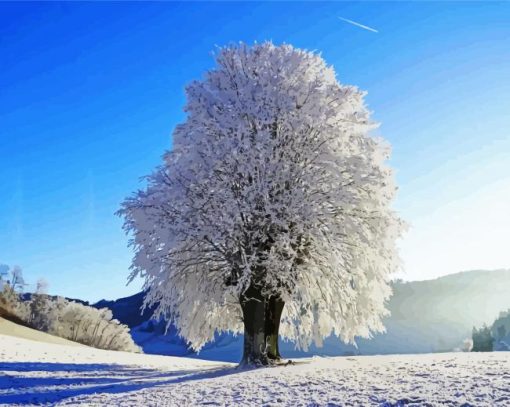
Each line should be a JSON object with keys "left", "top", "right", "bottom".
{"left": 265, "top": 296, "right": 284, "bottom": 360}
{"left": 240, "top": 284, "right": 270, "bottom": 366}
{"left": 239, "top": 284, "right": 285, "bottom": 366}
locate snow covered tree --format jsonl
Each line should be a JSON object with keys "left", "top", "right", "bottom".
{"left": 53, "top": 301, "right": 141, "bottom": 352}
{"left": 0, "top": 264, "right": 26, "bottom": 318}
{"left": 35, "top": 278, "right": 49, "bottom": 295}
{"left": 10, "top": 265, "right": 27, "bottom": 293}
{"left": 29, "top": 280, "right": 52, "bottom": 332}
{"left": 119, "top": 42, "right": 404, "bottom": 365}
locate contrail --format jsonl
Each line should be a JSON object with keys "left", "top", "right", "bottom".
{"left": 338, "top": 16, "right": 378, "bottom": 33}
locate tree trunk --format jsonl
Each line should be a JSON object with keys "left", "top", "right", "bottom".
{"left": 240, "top": 284, "right": 270, "bottom": 366}
{"left": 240, "top": 285, "right": 285, "bottom": 367}
{"left": 265, "top": 296, "right": 284, "bottom": 360}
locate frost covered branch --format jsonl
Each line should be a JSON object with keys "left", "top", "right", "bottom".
{"left": 119, "top": 42, "right": 404, "bottom": 360}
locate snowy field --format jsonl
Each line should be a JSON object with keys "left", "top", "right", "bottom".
{"left": 1, "top": 334, "right": 509, "bottom": 406}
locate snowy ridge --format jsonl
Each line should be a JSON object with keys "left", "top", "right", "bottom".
{"left": 1, "top": 333, "right": 509, "bottom": 406}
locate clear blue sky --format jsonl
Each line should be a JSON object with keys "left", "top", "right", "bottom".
{"left": 1, "top": 2, "right": 509, "bottom": 303}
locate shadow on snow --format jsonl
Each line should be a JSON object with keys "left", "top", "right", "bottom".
{"left": 0, "top": 362, "right": 239, "bottom": 404}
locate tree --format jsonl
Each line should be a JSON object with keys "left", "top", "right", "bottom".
{"left": 0, "top": 264, "right": 26, "bottom": 317}
{"left": 0, "top": 264, "right": 9, "bottom": 290}
{"left": 461, "top": 337, "right": 473, "bottom": 352}
{"left": 53, "top": 301, "right": 141, "bottom": 352}
{"left": 10, "top": 265, "right": 27, "bottom": 293}
{"left": 472, "top": 325, "right": 494, "bottom": 352}
{"left": 35, "top": 278, "right": 49, "bottom": 295}
{"left": 491, "top": 309, "right": 510, "bottom": 350}
{"left": 29, "top": 280, "right": 52, "bottom": 331}
{"left": 119, "top": 42, "right": 404, "bottom": 366}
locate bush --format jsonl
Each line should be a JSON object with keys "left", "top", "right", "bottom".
{"left": 51, "top": 300, "right": 141, "bottom": 352}
{"left": 0, "top": 264, "right": 140, "bottom": 353}
{"left": 0, "top": 281, "right": 29, "bottom": 324}
{"left": 0, "top": 285, "right": 19, "bottom": 315}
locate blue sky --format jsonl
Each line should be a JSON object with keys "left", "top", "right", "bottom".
{"left": 1, "top": 2, "right": 509, "bottom": 302}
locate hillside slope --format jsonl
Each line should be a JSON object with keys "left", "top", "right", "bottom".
{"left": 0, "top": 317, "right": 84, "bottom": 347}
{"left": 1, "top": 333, "right": 509, "bottom": 406}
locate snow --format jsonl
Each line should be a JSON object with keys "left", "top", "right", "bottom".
{"left": 2, "top": 333, "right": 509, "bottom": 406}
{"left": 0, "top": 318, "right": 84, "bottom": 348}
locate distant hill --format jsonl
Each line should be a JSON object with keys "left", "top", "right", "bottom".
{"left": 21, "top": 293, "right": 90, "bottom": 306}
{"left": 356, "top": 269, "right": 510, "bottom": 355}
{"left": 94, "top": 291, "right": 155, "bottom": 328}
{"left": 93, "top": 269, "right": 510, "bottom": 362}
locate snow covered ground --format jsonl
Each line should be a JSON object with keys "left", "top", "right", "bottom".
{"left": 1, "top": 333, "right": 509, "bottom": 406}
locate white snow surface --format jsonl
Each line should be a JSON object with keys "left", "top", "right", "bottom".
{"left": 1, "top": 334, "right": 510, "bottom": 406}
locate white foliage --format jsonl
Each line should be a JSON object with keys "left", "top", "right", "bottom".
{"left": 48, "top": 300, "right": 141, "bottom": 353}
{"left": 461, "top": 338, "right": 474, "bottom": 352}
{"left": 0, "top": 263, "right": 140, "bottom": 353}
{"left": 16, "top": 294, "right": 141, "bottom": 353}
{"left": 119, "top": 42, "right": 405, "bottom": 351}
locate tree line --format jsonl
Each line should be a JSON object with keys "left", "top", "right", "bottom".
{"left": 0, "top": 264, "right": 140, "bottom": 353}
